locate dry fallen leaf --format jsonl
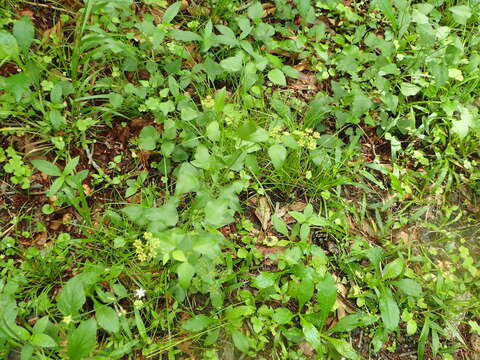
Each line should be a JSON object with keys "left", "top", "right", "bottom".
{"left": 255, "top": 196, "right": 271, "bottom": 230}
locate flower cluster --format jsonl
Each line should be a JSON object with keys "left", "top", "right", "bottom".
{"left": 133, "top": 232, "right": 161, "bottom": 261}
{"left": 270, "top": 126, "right": 320, "bottom": 150}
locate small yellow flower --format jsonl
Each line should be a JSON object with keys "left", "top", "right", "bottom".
{"left": 63, "top": 315, "right": 73, "bottom": 325}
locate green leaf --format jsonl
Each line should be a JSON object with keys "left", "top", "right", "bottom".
{"left": 272, "top": 308, "right": 294, "bottom": 325}
{"left": 451, "top": 106, "right": 473, "bottom": 139}
{"left": 253, "top": 272, "right": 277, "bottom": 289}
{"left": 449, "top": 5, "right": 471, "bottom": 25}
{"left": 393, "top": 279, "right": 423, "bottom": 297}
{"left": 162, "top": 1, "right": 182, "bottom": 24}
{"left": 182, "top": 315, "right": 213, "bottom": 332}
{"left": 95, "top": 305, "right": 119, "bottom": 333}
{"left": 317, "top": 273, "right": 337, "bottom": 328}
{"left": 0, "top": 31, "right": 19, "bottom": 60}
{"left": 175, "top": 163, "right": 200, "bottom": 194}
{"left": 267, "top": 69, "right": 287, "bottom": 86}
{"left": 247, "top": 2, "right": 264, "bottom": 19}
{"left": 400, "top": 83, "right": 420, "bottom": 97}
{"left": 268, "top": 144, "right": 287, "bottom": 169}
{"left": 231, "top": 330, "right": 250, "bottom": 353}
{"left": 138, "top": 125, "right": 160, "bottom": 150}
{"left": 373, "top": 0, "right": 396, "bottom": 28}
{"left": 67, "top": 319, "right": 97, "bottom": 360}
{"left": 297, "top": 276, "right": 314, "bottom": 310}
{"left": 177, "top": 262, "right": 195, "bottom": 289}
{"left": 30, "top": 333, "right": 56, "bottom": 348}
{"left": 301, "top": 319, "right": 321, "bottom": 349}
{"left": 324, "top": 336, "right": 360, "bottom": 360}
{"left": 47, "top": 109, "right": 67, "bottom": 130}
{"left": 31, "top": 160, "right": 62, "bottom": 177}
{"left": 330, "top": 312, "right": 377, "bottom": 333}
{"left": 204, "top": 198, "right": 234, "bottom": 228}
{"left": 382, "top": 258, "right": 403, "bottom": 279}
{"left": 220, "top": 52, "right": 244, "bottom": 72}
{"left": 57, "top": 277, "right": 86, "bottom": 316}
{"left": 271, "top": 215, "right": 288, "bottom": 236}
{"left": 378, "top": 287, "right": 399, "bottom": 331}
{"left": 170, "top": 29, "right": 202, "bottom": 41}
{"left": 13, "top": 17, "right": 35, "bottom": 53}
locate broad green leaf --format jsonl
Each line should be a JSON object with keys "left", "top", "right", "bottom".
{"left": 47, "top": 109, "right": 67, "bottom": 130}
{"left": 373, "top": 0, "right": 396, "bottom": 27}
{"left": 253, "top": 272, "right": 277, "bottom": 289}
{"left": 31, "top": 160, "right": 62, "bottom": 177}
{"left": 317, "top": 273, "right": 337, "bottom": 328}
{"left": 0, "top": 31, "right": 19, "bottom": 60}
{"left": 247, "top": 2, "right": 264, "bottom": 20}
{"left": 267, "top": 69, "right": 286, "bottom": 86}
{"left": 324, "top": 336, "right": 360, "bottom": 360}
{"left": 271, "top": 215, "right": 288, "bottom": 236}
{"left": 268, "top": 144, "right": 287, "bottom": 169}
{"left": 13, "top": 17, "right": 35, "bottom": 53}
{"left": 231, "top": 330, "right": 250, "bottom": 353}
{"left": 67, "top": 319, "right": 97, "bottom": 360}
{"left": 297, "top": 276, "right": 314, "bottom": 310}
{"left": 162, "top": 1, "right": 182, "bottom": 24}
{"left": 378, "top": 287, "right": 399, "bottom": 331}
{"left": 95, "top": 305, "right": 119, "bottom": 333}
{"left": 177, "top": 262, "right": 195, "bottom": 289}
{"left": 182, "top": 314, "right": 213, "bottom": 332}
{"left": 272, "top": 308, "right": 294, "bottom": 325}
{"left": 30, "top": 333, "right": 56, "bottom": 348}
{"left": 138, "top": 125, "right": 160, "bottom": 150}
{"left": 451, "top": 106, "right": 473, "bottom": 139}
{"left": 382, "top": 258, "right": 403, "bottom": 279}
{"left": 393, "top": 279, "right": 422, "bottom": 297}
{"left": 170, "top": 29, "right": 202, "bottom": 41}
{"left": 400, "top": 83, "right": 420, "bottom": 97}
{"left": 220, "top": 52, "right": 244, "bottom": 72}
{"left": 57, "top": 277, "right": 86, "bottom": 316}
{"left": 330, "top": 312, "right": 377, "bottom": 333}
{"left": 449, "top": 5, "right": 471, "bottom": 25}
{"left": 175, "top": 163, "right": 200, "bottom": 194}
{"left": 301, "top": 319, "right": 321, "bottom": 349}
{"left": 204, "top": 198, "right": 234, "bottom": 228}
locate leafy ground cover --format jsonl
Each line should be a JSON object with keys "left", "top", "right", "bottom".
{"left": 0, "top": 0, "right": 479, "bottom": 358}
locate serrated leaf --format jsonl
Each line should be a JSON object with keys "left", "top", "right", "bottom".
{"left": 182, "top": 314, "right": 213, "bottom": 332}
{"left": 95, "top": 305, "right": 119, "bottom": 333}
{"left": 31, "top": 160, "right": 62, "bottom": 177}
{"left": 162, "top": 1, "right": 182, "bottom": 24}
{"left": 378, "top": 287, "right": 399, "bottom": 331}
{"left": 67, "top": 319, "right": 97, "bottom": 360}
{"left": 13, "top": 17, "right": 35, "bottom": 53}
{"left": 267, "top": 68, "right": 286, "bottom": 86}
{"left": 57, "top": 277, "right": 86, "bottom": 316}
{"left": 268, "top": 144, "right": 287, "bottom": 169}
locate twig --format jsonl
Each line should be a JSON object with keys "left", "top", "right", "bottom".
{"left": 21, "top": 1, "right": 76, "bottom": 15}
{"left": 83, "top": 143, "right": 104, "bottom": 175}
{"left": 235, "top": 1, "right": 254, "bottom": 12}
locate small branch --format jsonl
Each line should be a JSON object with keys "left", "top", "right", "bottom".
{"left": 21, "top": 1, "right": 76, "bottom": 15}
